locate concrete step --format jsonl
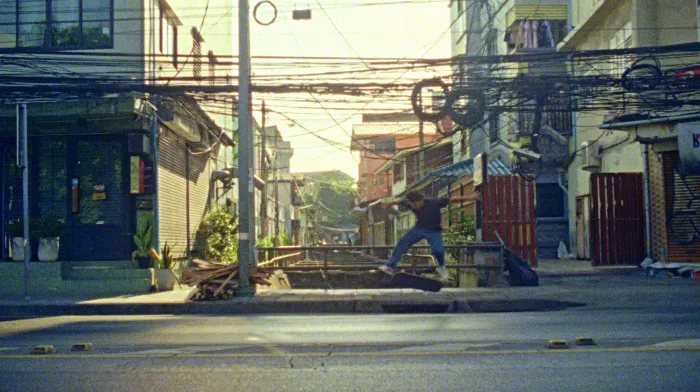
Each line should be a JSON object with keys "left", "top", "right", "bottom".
{"left": 60, "top": 278, "right": 152, "bottom": 295}
{"left": 63, "top": 260, "right": 138, "bottom": 270}
{"left": 64, "top": 268, "right": 151, "bottom": 281}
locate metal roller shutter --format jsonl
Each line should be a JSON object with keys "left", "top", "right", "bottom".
{"left": 158, "top": 134, "right": 189, "bottom": 258}
{"left": 664, "top": 153, "right": 700, "bottom": 262}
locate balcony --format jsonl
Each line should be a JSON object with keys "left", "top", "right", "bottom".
{"left": 513, "top": 110, "right": 572, "bottom": 137}
{"left": 505, "top": 2, "right": 568, "bottom": 54}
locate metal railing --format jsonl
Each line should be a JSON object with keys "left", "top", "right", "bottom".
{"left": 256, "top": 244, "right": 504, "bottom": 273}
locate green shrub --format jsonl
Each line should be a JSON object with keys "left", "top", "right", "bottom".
{"left": 199, "top": 208, "right": 238, "bottom": 264}
{"left": 258, "top": 231, "right": 293, "bottom": 248}
{"left": 443, "top": 208, "right": 476, "bottom": 257}
{"left": 133, "top": 213, "right": 153, "bottom": 258}
{"left": 39, "top": 215, "right": 65, "bottom": 238}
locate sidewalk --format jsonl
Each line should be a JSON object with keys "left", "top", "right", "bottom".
{"left": 0, "top": 259, "right": 637, "bottom": 317}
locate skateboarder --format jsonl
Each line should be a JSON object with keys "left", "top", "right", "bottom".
{"left": 378, "top": 190, "right": 481, "bottom": 281}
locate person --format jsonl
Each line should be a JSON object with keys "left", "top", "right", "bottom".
{"left": 378, "top": 190, "right": 481, "bottom": 281}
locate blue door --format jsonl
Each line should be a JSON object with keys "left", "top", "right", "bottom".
{"left": 68, "top": 138, "right": 130, "bottom": 260}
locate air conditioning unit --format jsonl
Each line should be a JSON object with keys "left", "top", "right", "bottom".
{"left": 581, "top": 140, "right": 601, "bottom": 172}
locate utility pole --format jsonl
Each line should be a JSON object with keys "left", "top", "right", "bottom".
{"left": 260, "top": 101, "right": 267, "bottom": 238}
{"left": 236, "top": 0, "right": 255, "bottom": 297}
{"left": 17, "top": 104, "right": 29, "bottom": 299}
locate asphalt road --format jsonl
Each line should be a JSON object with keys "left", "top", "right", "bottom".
{"left": 1, "top": 303, "right": 699, "bottom": 392}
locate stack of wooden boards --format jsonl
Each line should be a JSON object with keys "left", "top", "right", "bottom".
{"left": 183, "top": 260, "right": 272, "bottom": 301}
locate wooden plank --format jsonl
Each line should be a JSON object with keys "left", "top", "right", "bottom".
{"left": 494, "top": 176, "right": 503, "bottom": 244}
{"left": 634, "top": 174, "right": 646, "bottom": 263}
{"left": 483, "top": 179, "right": 492, "bottom": 242}
{"left": 613, "top": 174, "right": 624, "bottom": 264}
{"left": 511, "top": 175, "right": 527, "bottom": 259}
{"left": 504, "top": 176, "right": 512, "bottom": 257}
{"left": 591, "top": 174, "right": 601, "bottom": 266}
{"left": 620, "top": 174, "right": 631, "bottom": 264}
{"left": 627, "top": 173, "right": 638, "bottom": 263}
{"left": 515, "top": 176, "right": 524, "bottom": 262}
{"left": 511, "top": 176, "right": 528, "bottom": 260}
{"left": 529, "top": 180, "right": 537, "bottom": 266}
{"left": 522, "top": 176, "right": 530, "bottom": 264}
{"left": 602, "top": 176, "right": 613, "bottom": 265}
{"left": 513, "top": 176, "right": 522, "bottom": 264}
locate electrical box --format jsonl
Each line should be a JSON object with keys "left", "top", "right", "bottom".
{"left": 128, "top": 134, "right": 151, "bottom": 155}
{"left": 581, "top": 141, "right": 602, "bottom": 172}
{"left": 293, "top": 9, "right": 311, "bottom": 20}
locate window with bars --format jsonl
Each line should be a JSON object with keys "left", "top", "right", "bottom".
{"left": 0, "top": 0, "right": 112, "bottom": 50}
{"left": 393, "top": 162, "right": 404, "bottom": 182}
{"left": 372, "top": 138, "right": 396, "bottom": 154}
{"left": 159, "top": 1, "right": 179, "bottom": 68}
{"left": 192, "top": 27, "right": 203, "bottom": 80}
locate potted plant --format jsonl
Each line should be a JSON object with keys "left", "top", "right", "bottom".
{"left": 6, "top": 218, "right": 26, "bottom": 261}
{"left": 150, "top": 241, "right": 178, "bottom": 291}
{"left": 133, "top": 214, "right": 153, "bottom": 269}
{"left": 37, "top": 215, "right": 65, "bottom": 262}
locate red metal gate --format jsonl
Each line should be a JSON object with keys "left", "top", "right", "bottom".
{"left": 590, "top": 173, "right": 645, "bottom": 266}
{"left": 483, "top": 175, "right": 537, "bottom": 266}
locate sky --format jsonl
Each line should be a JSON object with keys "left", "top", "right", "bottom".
{"left": 178, "top": 0, "right": 452, "bottom": 180}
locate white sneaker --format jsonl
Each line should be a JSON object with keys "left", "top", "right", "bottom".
{"left": 436, "top": 266, "right": 450, "bottom": 282}
{"left": 378, "top": 265, "right": 398, "bottom": 275}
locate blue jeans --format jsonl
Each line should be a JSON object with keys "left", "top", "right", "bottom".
{"left": 387, "top": 227, "right": 445, "bottom": 267}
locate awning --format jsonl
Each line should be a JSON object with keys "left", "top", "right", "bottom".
{"left": 407, "top": 156, "right": 511, "bottom": 193}
{"left": 600, "top": 111, "right": 700, "bottom": 130}
{"left": 425, "top": 156, "right": 512, "bottom": 179}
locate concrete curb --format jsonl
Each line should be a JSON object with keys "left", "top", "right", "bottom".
{"left": 0, "top": 298, "right": 585, "bottom": 317}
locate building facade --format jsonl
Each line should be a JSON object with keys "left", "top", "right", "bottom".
{"left": 449, "top": 0, "right": 571, "bottom": 258}
{"left": 0, "top": 0, "right": 238, "bottom": 261}
{"left": 559, "top": 0, "right": 698, "bottom": 263}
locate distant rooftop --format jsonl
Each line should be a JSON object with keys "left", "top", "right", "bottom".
{"left": 361, "top": 112, "right": 419, "bottom": 122}
{"left": 351, "top": 122, "right": 437, "bottom": 138}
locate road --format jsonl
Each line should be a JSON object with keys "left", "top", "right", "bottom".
{"left": 1, "top": 308, "right": 698, "bottom": 391}
{"left": 1, "top": 275, "right": 699, "bottom": 391}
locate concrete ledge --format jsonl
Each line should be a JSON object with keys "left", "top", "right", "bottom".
{"left": 0, "top": 297, "right": 584, "bottom": 317}
{"left": 465, "top": 299, "right": 585, "bottom": 313}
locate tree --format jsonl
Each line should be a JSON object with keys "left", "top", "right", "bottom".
{"left": 296, "top": 170, "right": 358, "bottom": 243}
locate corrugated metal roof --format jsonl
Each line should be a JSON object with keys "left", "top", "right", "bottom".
{"left": 352, "top": 122, "right": 437, "bottom": 137}
{"left": 425, "top": 156, "right": 512, "bottom": 179}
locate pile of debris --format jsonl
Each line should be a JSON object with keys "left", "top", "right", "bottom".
{"left": 183, "top": 260, "right": 272, "bottom": 301}
{"left": 641, "top": 259, "right": 700, "bottom": 279}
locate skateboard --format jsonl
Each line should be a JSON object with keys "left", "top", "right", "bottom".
{"left": 388, "top": 271, "right": 443, "bottom": 292}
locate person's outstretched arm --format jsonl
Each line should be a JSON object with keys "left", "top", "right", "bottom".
{"left": 381, "top": 199, "right": 404, "bottom": 208}
{"left": 449, "top": 190, "right": 480, "bottom": 203}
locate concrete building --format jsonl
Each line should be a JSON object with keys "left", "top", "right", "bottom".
{"left": 559, "top": 0, "right": 699, "bottom": 263}
{"left": 0, "top": 0, "right": 237, "bottom": 262}
{"left": 352, "top": 122, "right": 439, "bottom": 204}
{"left": 449, "top": 0, "right": 571, "bottom": 258}
{"left": 258, "top": 125, "right": 295, "bottom": 241}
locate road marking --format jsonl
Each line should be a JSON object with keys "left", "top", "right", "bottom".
{"left": 1, "top": 344, "right": 699, "bottom": 359}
